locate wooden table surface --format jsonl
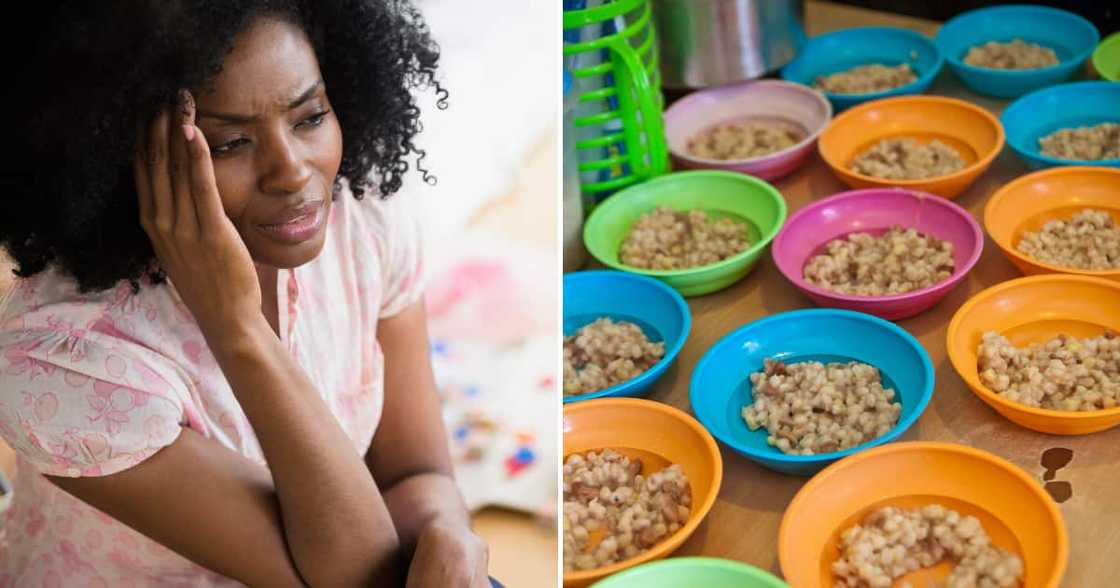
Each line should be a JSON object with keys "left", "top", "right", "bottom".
{"left": 634, "top": 2, "right": 1119, "bottom": 585}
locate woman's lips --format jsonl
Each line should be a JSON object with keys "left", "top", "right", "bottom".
{"left": 257, "top": 201, "right": 326, "bottom": 244}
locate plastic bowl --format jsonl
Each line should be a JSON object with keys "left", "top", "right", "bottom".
{"left": 583, "top": 171, "right": 787, "bottom": 297}
{"left": 663, "top": 80, "right": 832, "bottom": 181}
{"left": 689, "top": 309, "right": 934, "bottom": 476}
{"left": 778, "top": 442, "right": 1068, "bottom": 588}
{"left": 1001, "top": 81, "right": 1120, "bottom": 170}
{"left": 781, "top": 26, "right": 943, "bottom": 112}
{"left": 935, "top": 4, "right": 1099, "bottom": 98}
{"left": 1094, "top": 32, "right": 1120, "bottom": 81}
{"left": 590, "top": 557, "right": 788, "bottom": 588}
{"left": 947, "top": 274, "right": 1120, "bottom": 435}
{"left": 818, "top": 95, "right": 1004, "bottom": 199}
{"left": 562, "top": 271, "right": 691, "bottom": 403}
{"left": 985, "top": 166, "right": 1120, "bottom": 281}
{"left": 772, "top": 188, "right": 983, "bottom": 320}
{"left": 562, "top": 398, "right": 723, "bottom": 587}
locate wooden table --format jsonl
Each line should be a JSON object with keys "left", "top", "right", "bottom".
{"left": 637, "top": 2, "right": 1119, "bottom": 585}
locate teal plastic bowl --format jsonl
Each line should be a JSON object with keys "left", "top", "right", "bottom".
{"left": 562, "top": 271, "right": 691, "bottom": 404}
{"left": 935, "top": 5, "right": 1099, "bottom": 98}
{"left": 591, "top": 557, "right": 788, "bottom": 588}
{"left": 583, "top": 171, "right": 788, "bottom": 297}
{"left": 781, "top": 26, "right": 944, "bottom": 111}
{"left": 689, "top": 309, "right": 935, "bottom": 476}
{"left": 1001, "top": 81, "right": 1120, "bottom": 169}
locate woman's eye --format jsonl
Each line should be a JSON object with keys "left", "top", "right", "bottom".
{"left": 211, "top": 138, "right": 249, "bottom": 155}
{"left": 297, "top": 110, "right": 329, "bottom": 129}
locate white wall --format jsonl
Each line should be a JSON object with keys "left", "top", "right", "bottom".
{"left": 404, "top": 0, "right": 558, "bottom": 252}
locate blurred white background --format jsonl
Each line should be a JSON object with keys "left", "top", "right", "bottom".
{"left": 407, "top": 0, "right": 558, "bottom": 246}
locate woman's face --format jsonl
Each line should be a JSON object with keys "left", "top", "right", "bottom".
{"left": 193, "top": 15, "right": 342, "bottom": 269}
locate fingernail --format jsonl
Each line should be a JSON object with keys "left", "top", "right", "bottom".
{"left": 178, "top": 89, "right": 195, "bottom": 121}
{"left": 182, "top": 125, "right": 195, "bottom": 142}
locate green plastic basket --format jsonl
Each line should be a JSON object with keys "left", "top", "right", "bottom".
{"left": 563, "top": 0, "right": 670, "bottom": 199}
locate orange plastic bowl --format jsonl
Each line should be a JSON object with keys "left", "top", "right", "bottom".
{"left": 947, "top": 274, "right": 1120, "bottom": 434}
{"left": 562, "top": 398, "right": 723, "bottom": 587}
{"left": 779, "top": 442, "right": 1068, "bottom": 588}
{"left": 985, "top": 166, "right": 1120, "bottom": 281}
{"left": 818, "top": 95, "right": 1004, "bottom": 198}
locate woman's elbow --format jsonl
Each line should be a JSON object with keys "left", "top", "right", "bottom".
{"left": 292, "top": 527, "right": 403, "bottom": 588}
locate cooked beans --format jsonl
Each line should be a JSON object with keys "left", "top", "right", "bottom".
{"left": 564, "top": 318, "right": 665, "bottom": 396}
{"left": 742, "top": 358, "right": 901, "bottom": 455}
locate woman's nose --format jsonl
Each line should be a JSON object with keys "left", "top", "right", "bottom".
{"left": 258, "top": 133, "right": 312, "bottom": 195}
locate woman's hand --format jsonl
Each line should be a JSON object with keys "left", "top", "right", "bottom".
{"left": 133, "top": 90, "right": 263, "bottom": 337}
{"left": 405, "top": 519, "right": 491, "bottom": 588}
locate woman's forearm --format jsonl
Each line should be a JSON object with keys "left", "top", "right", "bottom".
{"left": 383, "top": 472, "right": 470, "bottom": 555}
{"left": 365, "top": 303, "right": 489, "bottom": 586}
{"left": 209, "top": 317, "right": 401, "bottom": 587}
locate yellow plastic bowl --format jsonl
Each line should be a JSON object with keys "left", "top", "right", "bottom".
{"left": 985, "top": 166, "right": 1120, "bottom": 281}
{"left": 947, "top": 274, "right": 1120, "bottom": 434}
{"left": 818, "top": 95, "right": 1004, "bottom": 199}
{"left": 562, "top": 398, "right": 723, "bottom": 587}
{"left": 779, "top": 442, "right": 1068, "bottom": 588}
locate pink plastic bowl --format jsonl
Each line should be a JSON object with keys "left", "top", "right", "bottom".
{"left": 772, "top": 188, "right": 984, "bottom": 320}
{"left": 663, "top": 80, "right": 832, "bottom": 181}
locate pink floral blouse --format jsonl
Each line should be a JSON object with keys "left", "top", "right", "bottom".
{"left": 0, "top": 191, "right": 425, "bottom": 587}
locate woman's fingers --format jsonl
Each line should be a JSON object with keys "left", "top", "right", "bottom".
{"left": 182, "top": 122, "right": 229, "bottom": 236}
{"left": 148, "top": 109, "right": 175, "bottom": 235}
{"left": 170, "top": 90, "right": 199, "bottom": 236}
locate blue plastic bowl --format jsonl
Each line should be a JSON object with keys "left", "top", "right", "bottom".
{"left": 1001, "top": 81, "right": 1120, "bottom": 170}
{"left": 688, "top": 309, "right": 934, "bottom": 476}
{"left": 781, "top": 26, "right": 943, "bottom": 111}
{"left": 935, "top": 5, "right": 1099, "bottom": 98}
{"left": 563, "top": 271, "right": 691, "bottom": 403}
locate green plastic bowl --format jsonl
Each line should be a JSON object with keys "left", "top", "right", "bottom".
{"left": 1094, "top": 32, "right": 1120, "bottom": 81}
{"left": 583, "top": 171, "right": 787, "bottom": 297}
{"left": 590, "top": 557, "right": 789, "bottom": 588}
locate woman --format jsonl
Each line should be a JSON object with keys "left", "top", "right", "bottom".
{"left": 0, "top": 1, "right": 490, "bottom": 586}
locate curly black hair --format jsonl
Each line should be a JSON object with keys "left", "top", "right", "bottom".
{"left": 2, "top": 0, "right": 446, "bottom": 293}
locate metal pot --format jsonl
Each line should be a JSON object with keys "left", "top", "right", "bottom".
{"left": 652, "top": 0, "right": 806, "bottom": 89}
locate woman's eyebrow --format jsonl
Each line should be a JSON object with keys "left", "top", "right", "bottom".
{"left": 197, "top": 80, "right": 324, "bottom": 123}
{"left": 287, "top": 80, "right": 323, "bottom": 109}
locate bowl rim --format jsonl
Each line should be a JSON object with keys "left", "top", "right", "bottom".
{"left": 1093, "top": 31, "right": 1120, "bottom": 82}
{"left": 817, "top": 95, "right": 1007, "bottom": 186}
{"left": 561, "top": 270, "right": 692, "bottom": 403}
{"left": 777, "top": 441, "right": 1070, "bottom": 587}
{"left": 688, "top": 308, "right": 935, "bottom": 464}
{"left": 662, "top": 79, "right": 833, "bottom": 167}
{"left": 589, "top": 556, "right": 789, "bottom": 587}
{"left": 562, "top": 398, "right": 724, "bottom": 584}
{"left": 582, "top": 170, "right": 789, "bottom": 278}
{"left": 1000, "top": 81, "right": 1120, "bottom": 167}
{"left": 946, "top": 273, "right": 1120, "bottom": 420}
{"left": 780, "top": 26, "right": 945, "bottom": 102}
{"left": 983, "top": 166, "right": 1120, "bottom": 278}
{"left": 772, "top": 187, "right": 985, "bottom": 303}
{"left": 935, "top": 3, "right": 1101, "bottom": 77}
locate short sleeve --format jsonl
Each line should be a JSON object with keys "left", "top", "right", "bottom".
{"left": 374, "top": 195, "right": 427, "bottom": 318}
{"left": 0, "top": 328, "right": 187, "bottom": 478}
